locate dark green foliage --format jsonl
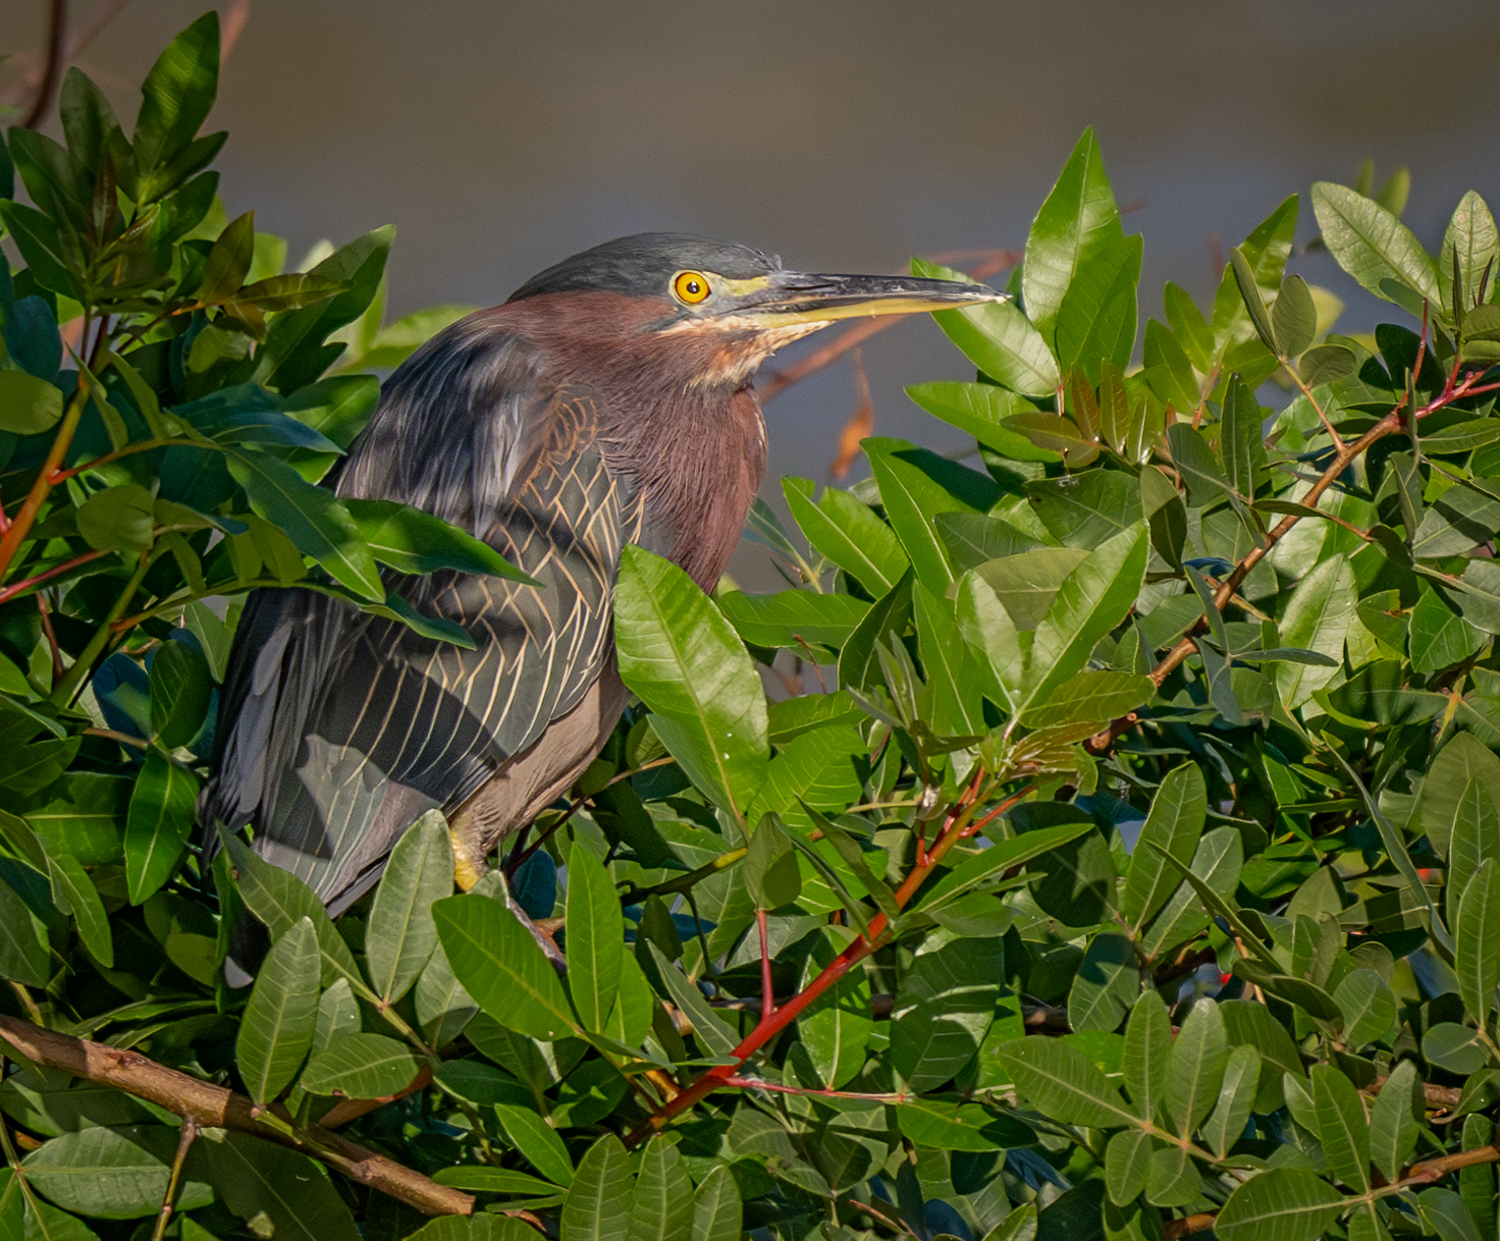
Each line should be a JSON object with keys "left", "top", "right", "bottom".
{"left": 5, "top": 15, "right": 1500, "bottom": 1241}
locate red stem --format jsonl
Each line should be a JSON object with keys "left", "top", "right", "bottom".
{"left": 0, "top": 548, "right": 108, "bottom": 607}
{"left": 629, "top": 779, "right": 1032, "bottom": 1140}
{"left": 757, "top": 909, "right": 775, "bottom": 1019}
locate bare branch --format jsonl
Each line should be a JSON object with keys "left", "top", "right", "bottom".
{"left": 0, "top": 1013, "right": 473, "bottom": 1218}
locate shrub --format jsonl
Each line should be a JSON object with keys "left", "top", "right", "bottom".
{"left": 4, "top": 14, "right": 1500, "bottom": 1241}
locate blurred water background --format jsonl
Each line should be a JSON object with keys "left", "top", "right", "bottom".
{"left": 8, "top": 0, "right": 1500, "bottom": 586}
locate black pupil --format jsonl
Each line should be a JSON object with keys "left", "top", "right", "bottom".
{"left": 685, "top": 279, "right": 701, "bottom": 296}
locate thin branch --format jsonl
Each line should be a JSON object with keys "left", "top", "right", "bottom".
{"left": 20, "top": 0, "right": 67, "bottom": 130}
{"left": 149, "top": 1118, "right": 197, "bottom": 1241}
{"left": 0, "top": 1012, "right": 473, "bottom": 1218}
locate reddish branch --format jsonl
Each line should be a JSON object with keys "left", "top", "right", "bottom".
{"left": 0, "top": 1013, "right": 472, "bottom": 1217}
{"left": 629, "top": 780, "right": 1033, "bottom": 1140}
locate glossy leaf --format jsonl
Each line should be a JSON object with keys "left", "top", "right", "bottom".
{"left": 300, "top": 1032, "right": 423, "bottom": 1097}
{"left": 365, "top": 810, "right": 453, "bottom": 1004}
{"left": 432, "top": 895, "right": 577, "bottom": 1042}
{"left": 1313, "top": 181, "right": 1441, "bottom": 311}
{"left": 236, "top": 916, "right": 319, "bottom": 1105}
{"left": 496, "top": 1103, "right": 576, "bottom": 1188}
{"left": 561, "top": 1135, "right": 631, "bottom": 1241}
{"left": 124, "top": 750, "right": 198, "bottom": 904}
{"left": 614, "top": 545, "right": 768, "bottom": 818}
{"left": 914, "top": 258, "right": 1060, "bottom": 396}
{"left": 565, "top": 846, "right": 624, "bottom": 1031}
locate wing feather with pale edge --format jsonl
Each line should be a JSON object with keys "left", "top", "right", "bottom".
{"left": 203, "top": 318, "right": 636, "bottom": 909}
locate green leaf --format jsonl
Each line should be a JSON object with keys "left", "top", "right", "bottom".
{"left": 495, "top": 1103, "right": 576, "bottom": 1188}
{"left": 225, "top": 835, "right": 363, "bottom": 988}
{"left": 1202, "top": 1043, "right": 1260, "bottom": 1160}
{"left": 431, "top": 1167, "right": 561, "bottom": 1195}
{"left": 365, "top": 810, "right": 453, "bottom": 1005}
{"left": 565, "top": 845, "right": 624, "bottom": 1031}
{"left": 716, "top": 589, "right": 869, "bottom": 652}
{"left": 1311, "top": 1062, "right": 1372, "bottom": 1193}
{"left": 1275, "top": 556, "right": 1356, "bottom": 708}
{"left": 344, "top": 498, "right": 537, "bottom": 583}
{"left": 1104, "top": 1128, "right": 1150, "bottom": 1206}
{"left": 1167, "top": 997, "right": 1227, "bottom": 1138}
{"left": 1271, "top": 274, "right": 1317, "bottom": 358}
{"left": 199, "top": 210, "right": 256, "bottom": 304}
{"left": 0, "top": 870, "right": 51, "bottom": 986}
{"left": 743, "top": 812, "right": 802, "bottom": 911}
{"left": 1440, "top": 190, "right": 1499, "bottom": 316}
{"left": 149, "top": 638, "right": 211, "bottom": 749}
{"left": 1220, "top": 373, "right": 1267, "bottom": 501}
{"left": 614, "top": 545, "right": 768, "bottom": 819}
{"left": 300, "top": 1032, "right": 423, "bottom": 1097}
{"left": 1423, "top": 732, "right": 1500, "bottom": 859}
{"left": 1023, "top": 524, "right": 1148, "bottom": 709}
{"left": 783, "top": 477, "right": 910, "bottom": 594}
{"left": 995, "top": 1036, "right": 1140, "bottom": 1129}
{"left": 1368, "top": 1058, "right": 1421, "bottom": 1183}
{"left": 889, "top": 929, "right": 1002, "bottom": 1091}
{"left": 197, "top": 1129, "right": 360, "bottom": 1241}
{"left": 1313, "top": 181, "right": 1441, "bottom": 311}
{"left": 1214, "top": 1167, "right": 1345, "bottom": 1241}
{"left": 1230, "top": 246, "right": 1278, "bottom": 352}
{"left": 124, "top": 750, "right": 198, "bottom": 904}
{"left": 897, "top": 1098, "right": 1031, "bottom": 1151}
{"left": 905, "top": 382, "right": 1060, "bottom": 462}
{"left": 47, "top": 853, "right": 112, "bottom": 968}
{"left": 1067, "top": 931, "right": 1138, "bottom": 1034}
{"left": 132, "top": 12, "right": 220, "bottom": 178}
{"left": 1055, "top": 233, "right": 1142, "bottom": 382}
{"left": 956, "top": 569, "right": 1024, "bottom": 710}
{"left": 1028, "top": 469, "right": 1143, "bottom": 549}
{"left": 1456, "top": 858, "right": 1500, "bottom": 1034}
{"left": 1121, "top": 763, "right": 1208, "bottom": 932}
{"left": 21, "top": 1125, "right": 210, "bottom": 1220}
{"left": 1145, "top": 1145, "right": 1198, "bottom": 1208}
{"left": 1143, "top": 319, "right": 1200, "bottom": 414}
{"left": 432, "top": 895, "right": 577, "bottom": 1042}
{"left": 971, "top": 547, "right": 1090, "bottom": 630}
{"left": 866, "top": 437, "right": 998, "bottom": 593}
{"left": 561, "top": 1134, "right": 631, "bottom": 1241}
{"left": 922, "top": 820, "right": 1094, "bottom": 908}
{"left": 690, "top": 1165, "right": 742, "bottom": 1241}
{"left": 228, "top": 451, "right": 384, "bottom": 600}
{"left": 644, "top": 941, "right": 738, "bottom": 1057}
{"left": 913, "top": 258, "right": 1060, "bottom": 397}
{"left": 1020, "top": 670, "right": 1152, "bottom": 732}
{"left": 77, "top": 483, "right": 156, "bottom": 554}
{"left": 0, "top": 371, "right": 63, "bottom": 435}
{"left": 1022, "top": 127, "right": 1124, "bottom": 342}
{"left": 236, "top": 915, "right": 319, "bottom": 1105}
{"left": 1409, "top": 586, "right": 1483, "bottom": 674}
{"left": 627, "top": 1136, "right": 694, "bottom": 1241}
{"left": 1334, "top": 968, "right": 1397, "bottom": 1047}
{"left": 1122, "top": 990, "right": 1173, "bottom": 1125}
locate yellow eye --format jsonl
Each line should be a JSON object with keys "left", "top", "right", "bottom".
{"left": 673, "top": 271, "right": 711, "bottom": 304}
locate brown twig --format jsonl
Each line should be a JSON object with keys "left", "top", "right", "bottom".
{"left": 1164, "top": 1213, "right": 1216, "bottom": 1240}
{"left": 19, "top": 0, "right": 67, "bottom": 129}
{"left": 830, "top": 347, "right": 875, "bottom": 479}
{"left": 0, "top": 1013, "right": 473, "bottom": 1217}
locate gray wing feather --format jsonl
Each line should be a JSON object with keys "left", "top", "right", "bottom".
{"left": 203, "top": 316, "right": 636, "bottom": 910}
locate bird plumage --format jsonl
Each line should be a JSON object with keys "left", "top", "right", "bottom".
{"left": 201, "top": 233, "right": 999, "bottom": 951}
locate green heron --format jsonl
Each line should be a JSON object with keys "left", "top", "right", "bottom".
{"left": 203, "top": 233, "right": 997, "bottom": 955}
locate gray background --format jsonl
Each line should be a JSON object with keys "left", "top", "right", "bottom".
{"left": 8, "top": 0, "right": 1500, "bottom": 586}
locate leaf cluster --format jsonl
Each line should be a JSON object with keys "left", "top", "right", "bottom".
{"left": 4, "top": 21, "right": 1500, "bottom": 1241}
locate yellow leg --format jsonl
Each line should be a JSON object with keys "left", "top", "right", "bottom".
{"left": 451, "top": 829, "right": 483, "bottom": 891}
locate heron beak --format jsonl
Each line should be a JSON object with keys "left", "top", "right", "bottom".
{"left": 723, "top": 270, "right": 1005, "bottom": 327}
